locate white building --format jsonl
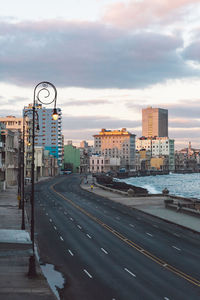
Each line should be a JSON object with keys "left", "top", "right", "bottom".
{"left": 136, "top": 137, "right": 175, "bottom": 171}
{"left": 90, "top": 155, "right": 105, "bottom": 173}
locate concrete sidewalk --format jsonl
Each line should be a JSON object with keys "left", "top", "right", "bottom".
{"left": 81, "top": 176, "right": 200, "bottom": 234}
{"left": 0, "top": 185, "right": 56, "bottom": 300}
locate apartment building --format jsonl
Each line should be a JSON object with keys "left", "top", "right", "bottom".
{"left": 24, "top": 104, "right": 63, "bottom": 168}
{"left": 0, "top": 115, "right": 23, "bottom": 132}
{"left": 136, "top": 137, "right": 175, "bottom": 171}
{"left": 142, "top": 107, "right": 168, "bottom": 138}
{"left": 94, "top": 128, "right": 136, "bottom": 171}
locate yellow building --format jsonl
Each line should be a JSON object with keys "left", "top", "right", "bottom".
{"left": 142, "top": 107, "right": 168, "bottom": 138}
{"left": 150, "top": 157, "right": 165, "bottom": 170}
{"left": 94, "top": 128, "right": 135, "bottom": 170}
{"left": 0, "top": 116, "right": 23, "bottom": 132}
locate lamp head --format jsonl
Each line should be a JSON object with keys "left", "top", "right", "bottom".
{"left": 52, "top": 108, "right": 58, "bottom": 121}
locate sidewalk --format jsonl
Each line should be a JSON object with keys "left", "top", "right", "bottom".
{"left": 0, "top": 185, "right": 56, "bottom": 300}
{"left": 81, "top": 176, "right": 200, "bottom": 234}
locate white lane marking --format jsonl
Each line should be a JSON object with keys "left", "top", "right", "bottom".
{"left": 129, "top": 224, "right": 135, "bottom": 228}
{"left": 172, "top": 246, "right": 181, "bottom": 251}
{"left": 70, "top": 217, "right": 73, "bottom": 221}
{"left": 153, "top": 224, "right": 158, "bottom": 228}
{"left": 64, "top": 212, "right": 67, "bottom": 215}
{"left": 77, "top": 225, "right": 82, "bottom": 229}
{"left": 83, "top": 269, "right": 93, "bottom": 278}
{"left": 49, "top": 219, "right": 52, "bottom": 222}
{"left": 60, "top": 236, "right": 64, "bottom": 241}
{"left": 124, "top": 268, "right": 136, "bottom": 277}
{"left": 164, "top": 297, "right": 170, "bottom": 300}
{"left": 146, "top": 232, "right": 153, "bottom": 237}
{"left": 173, "top": 233, "right": 180, "bottom": 237}
{"left": 68, "top": 249, "right": 74, "bottom": 256}
{"left": 101, "top": 248, "right": 108, "bottom": 254}
{"left": 54, "top": 226, "right": 57, "bottom": 230}
{"left": 46, "top": 213, "right": 48, "bottom": 216}
{"left": 163, "top": 264, "right": 167, "bottom": 267}
{"left": 86, "top": 234, "right": 92, "bottom": 239}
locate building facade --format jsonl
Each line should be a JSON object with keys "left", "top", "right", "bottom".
{"left": 24, "top": 104, "right": 63, "bottom": 168}
{"left": 142, "top": 107, "right": 168, "bottom": 138}
{"left": 94, "top": 128, "right": 136, "bottom": 171}
{"left": 63, "top": 143, "right": 80, "bottom": 173}
{"left": 136, "top": 137, "right": 175, "bottom": 171}
{"left": 0, "top": 116, "right": 23, "bottom": 132}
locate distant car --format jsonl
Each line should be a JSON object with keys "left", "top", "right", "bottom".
{"left": 64, "top": 170, "right": 72, "bottom": 175}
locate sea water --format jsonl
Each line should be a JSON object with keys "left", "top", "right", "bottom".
{"left": 120, "top": 173, "right": 200, "bottom": 199}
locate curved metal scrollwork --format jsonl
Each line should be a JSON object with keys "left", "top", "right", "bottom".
{"left": 33, "top": 81, "right": 57, "bottom": 107}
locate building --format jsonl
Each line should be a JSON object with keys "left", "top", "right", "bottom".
{"left": 94, "top": 128, "right": 136, "bottom": 171}
{"left": 24, "top": 104, "right": 63, "bottom": 168}
{"left": 0, "top": 123, "right": 6, "bottom": 190}
{"left": 1, "top": 128, "right": 19, "bottom": 186}
{"left": 175, "top": 142, "right": 200, "bottom": 172}
{"left": 43, "top": 150, "right": 59, "bottom": 177}
{"left": 0, "top": 116, "right": 23, "bottom": 132}
{"left": 89, "top": 155, "right": 105, "bottom": 173}
{"left": 136, "top": 137, "right": 175, "bottom": 171}
{"left": 63, "top": 143, "right": 80, "bottom": 173}
{"left": 142, "top": 107, "right": 168, "bottom": 138}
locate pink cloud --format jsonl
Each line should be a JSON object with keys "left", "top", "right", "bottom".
{"left": 102, "top": 0, "right": 200, "bottom": 29}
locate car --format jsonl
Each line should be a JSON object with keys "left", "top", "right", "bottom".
{"left": 64, "top": 170, "right": 72, "bottom": 175}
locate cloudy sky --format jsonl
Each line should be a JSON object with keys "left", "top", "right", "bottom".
{"left": 1, "top": 0, "right": 200, "bottom": 149}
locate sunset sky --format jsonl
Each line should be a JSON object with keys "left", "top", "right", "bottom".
{"left": 1, "top": 0, "right": 200, "bottom": 149}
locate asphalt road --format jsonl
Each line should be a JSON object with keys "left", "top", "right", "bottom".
{"left": 32, "top": 175, "right": 200, "bottom": 300}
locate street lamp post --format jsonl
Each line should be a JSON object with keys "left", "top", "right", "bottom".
{"left": 21, "top": 110, "right": 38, "bottom": 230}
{"left": 28, "top": 82, "right": 58, "bottom": 277}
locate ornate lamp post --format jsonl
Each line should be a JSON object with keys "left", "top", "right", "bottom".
{"left": 28, "top": 82, "right": 58, "bottom": 277}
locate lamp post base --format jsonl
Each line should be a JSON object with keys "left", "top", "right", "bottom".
{"left": 28, "top": 255, "right": 37, "bottom": 277}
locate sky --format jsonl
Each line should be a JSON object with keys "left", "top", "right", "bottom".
{"left": 1, "top": 0, "right": 200, "bottom": 149}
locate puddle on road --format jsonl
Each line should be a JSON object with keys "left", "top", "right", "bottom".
{"left": 40, "top": 263, "right": 65, "bottom": 300}
{"left": 35, "top": 247, "right": 65, "bottom": 299}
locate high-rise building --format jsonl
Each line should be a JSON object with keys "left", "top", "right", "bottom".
{"left": 24, "top": 104, "right": 63, "bottom": 167}
{"left": 142, "top": 107, "right": 168, "bottom": 138}
{"left": 94, "top": 128, "right": 136, "bottom": 170}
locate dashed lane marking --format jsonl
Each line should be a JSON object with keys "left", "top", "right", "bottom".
{"left": 101, "top": 248, "right": 108, "bottom": 254}
{"left": 86, "top": 234, "right": 92, "bottom": 239}
{"left": 124, "top": 268, "right": 136, "bottom": 278}
{"left": 146, "top": 232, "right": 153, "bottom": 237}
{"left": 68, "top": 249, "right": 74, "bottom": 256}
{"left": 129, "top": 224, "right": 135, "bottom": 228}
{"left": 83, "top": 269, "right": 93, "bottom": 278}
{"left": 172, "top": 246, "right": 181, "bottom": 251}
